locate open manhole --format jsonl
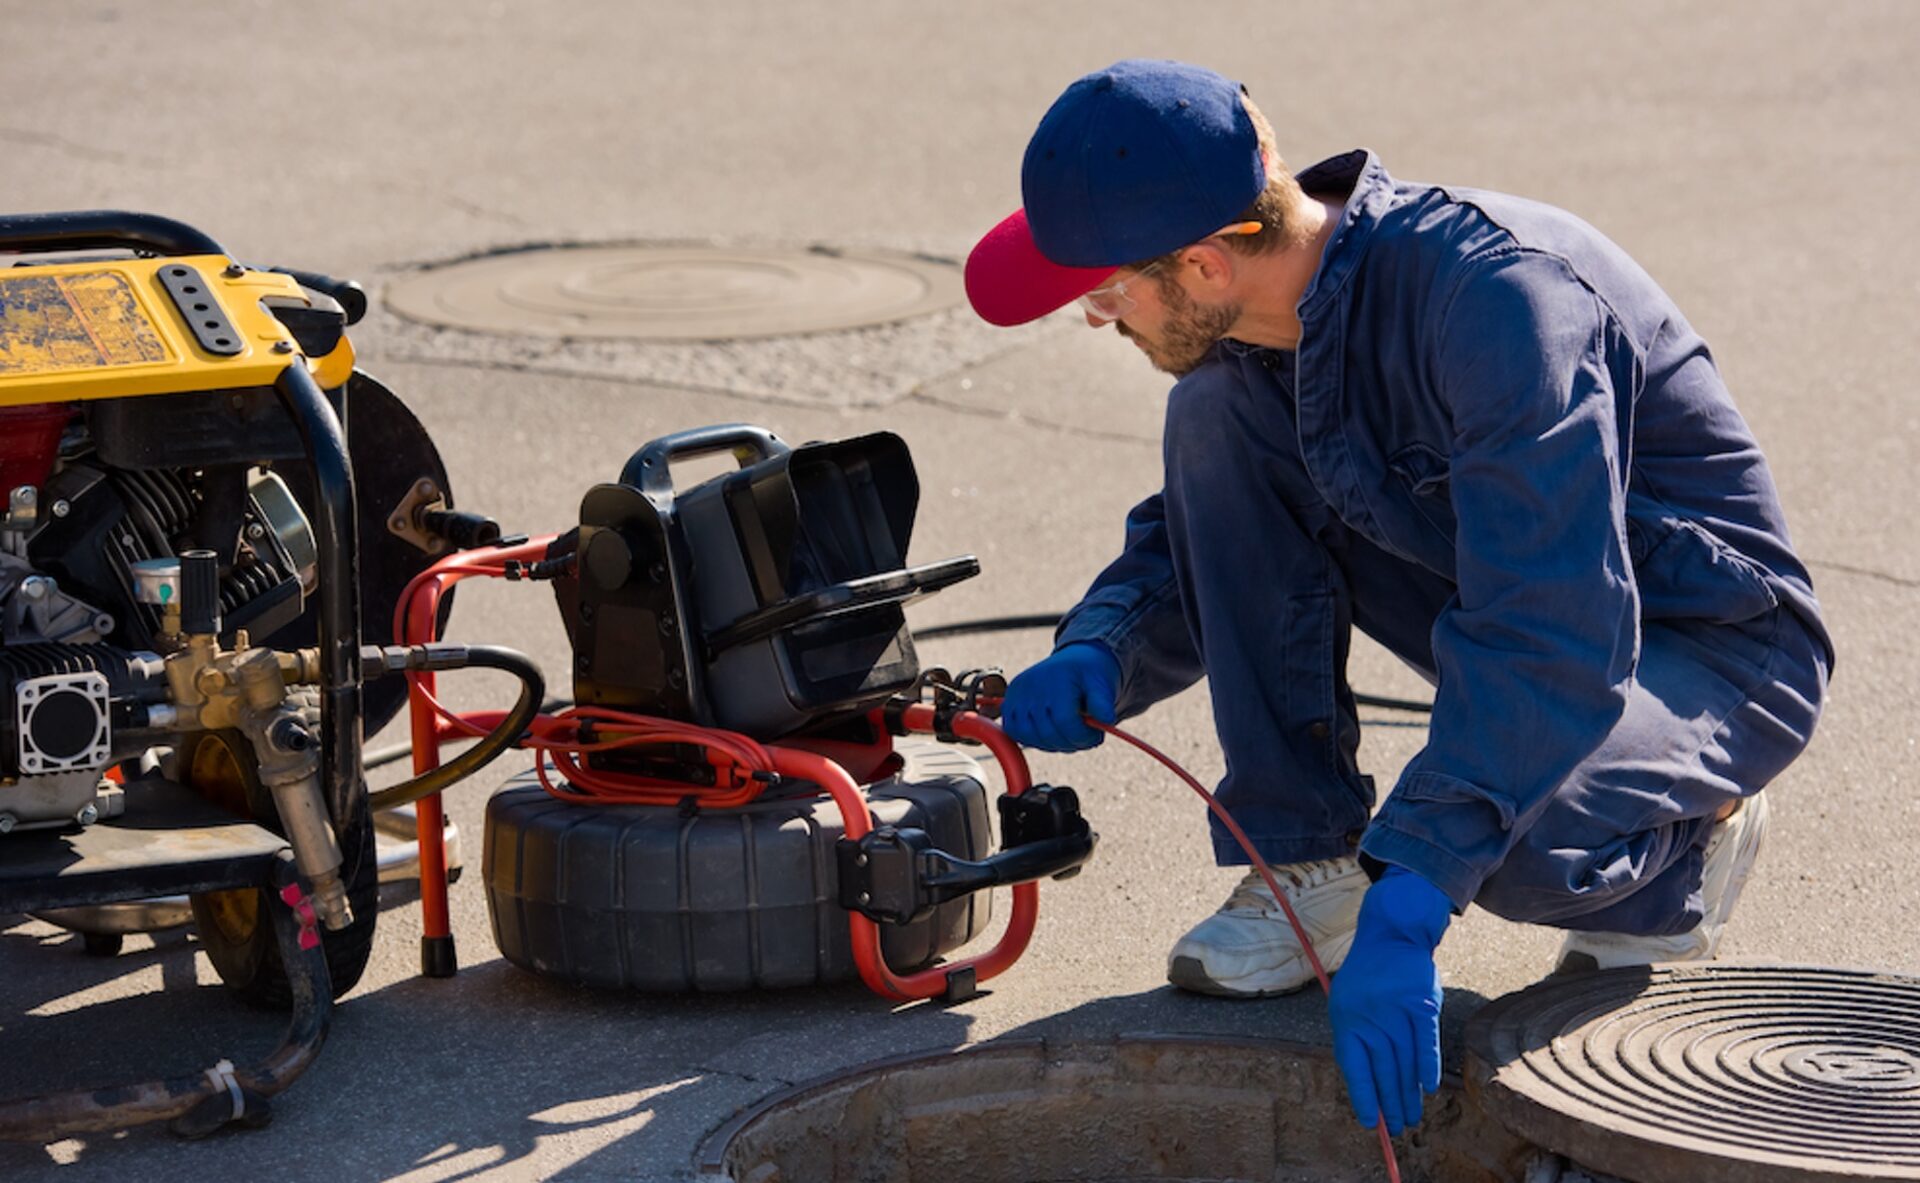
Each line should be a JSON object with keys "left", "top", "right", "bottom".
{"left": 698, "top": 1036, "right": 1538, "bottom": 1183}
{"left": 1467, "top": 964, "right": 1920, "bottom": 1183}
{"left": 383, "top": 244, "right": 964, "bottom": 340}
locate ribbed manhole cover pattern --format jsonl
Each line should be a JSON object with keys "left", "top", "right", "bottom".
{"left": 1467, "top": 964, "right": 1920, "bottom": 1183}
{"left": 384, "top": 244, "right": 963, "bottom": 340}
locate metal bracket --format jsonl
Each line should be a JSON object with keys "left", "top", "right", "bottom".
{"left": 386, "top": 477, "right": 449, "bottom": 556}
{"left": 156, "top": 263, "right": 245, "bottom": 357}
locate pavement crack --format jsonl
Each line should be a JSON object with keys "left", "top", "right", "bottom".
{"left": 366, "top": 351, "right": 859, "bottom": 411}
{"left": 1806, "top": 558, "right": 1920, "bottom": 589}
{"left": 0, "top": 126, "right": 158, "bottom": 166}
{"left": 685, "top": 1063, "right": 797, "bottom": 1089}
{"left": 903, "top": 388, "right": 1159, "bottom": 445}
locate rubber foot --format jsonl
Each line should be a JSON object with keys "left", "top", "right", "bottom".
{"left": 421, "top": 934, "right": 458, "bottom": 978}
{"left": 942, "top": 966, "right": 980, "bottom": 1004}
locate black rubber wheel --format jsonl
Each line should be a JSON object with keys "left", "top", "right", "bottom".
{"left": 483, "top": 740, "right": 994, "bottom": 991}
{"left": 185, "top": 712, "right": 380, "bottom": 1009}
{"left": 81, "top": 931, "right": 124, "bottom": 958}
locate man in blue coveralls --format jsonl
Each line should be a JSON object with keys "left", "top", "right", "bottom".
{"left": 965, "top": 60, "right": 1832, "bottom": 1137}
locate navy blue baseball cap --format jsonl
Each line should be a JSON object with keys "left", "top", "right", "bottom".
{"left": 966, "top": 60, "right": 1267, "bottom": 327}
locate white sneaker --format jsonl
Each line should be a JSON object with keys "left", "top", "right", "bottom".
{"left": 1555, "top": 791, "right": 1771, "bottom": 974}
{"left": 1166, "top": 857, "right": 1369, "bottom": 997}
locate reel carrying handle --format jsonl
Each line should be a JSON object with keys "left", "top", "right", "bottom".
{"left": 619, "top": 423, "right": 790, "bottom": 495}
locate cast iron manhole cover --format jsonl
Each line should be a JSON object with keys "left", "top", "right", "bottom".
{"left": 1467, "top": 964, "right": 1920, "bottom": 1183}
{"left": 384, "top": 244, "right": 964, "bottom": 340}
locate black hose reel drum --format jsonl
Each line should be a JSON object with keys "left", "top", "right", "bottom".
{"left": 485, "top": 425, "right": 996, "bottom": 991}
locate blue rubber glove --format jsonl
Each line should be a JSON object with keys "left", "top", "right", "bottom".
{"left": 997, "top": 643, "right": 1120, "bottom": 752}
{"left": 1327, "top": 866, "right": 1453, "bottom": 1135}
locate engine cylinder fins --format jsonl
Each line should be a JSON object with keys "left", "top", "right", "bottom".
{"left": 1466, "top": 963, "right": 1920, "bottom": 1183}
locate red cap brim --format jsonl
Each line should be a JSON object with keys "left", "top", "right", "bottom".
{"left": 965, "top": 208, "right": 1117, "bottom": 327}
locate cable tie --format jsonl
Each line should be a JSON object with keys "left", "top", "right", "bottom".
{"left": 203, "top": 1058, "right": 244, "bottom": 1120}
{"left": 279, "top": 882, "right": 321, "bottom": 949}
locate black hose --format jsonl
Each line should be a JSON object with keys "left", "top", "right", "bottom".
{"left": 362, "top": 695, "right": 572, "bottom": 772}
{"left": 913, "top": 613, "right": 1067, "bottom": 641}
{"left": 1351, "top": 692, "right": 1435, "bottom": 714}
{"left": 366, "top": 646, "right": 545, "bottom": 812}
{"left": 913, "top": 611, "right": 1435, "bottom": 714}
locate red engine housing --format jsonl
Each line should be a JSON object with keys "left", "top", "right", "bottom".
{"left": 0, "top": 403, "right": 73, "bottom": 498}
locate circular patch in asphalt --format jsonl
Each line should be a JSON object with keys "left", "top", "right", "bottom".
{"left": 1466, "top": 963, "right": 1920, "bottom": 1183}
{"left": 384, "top": 244, "right": 964, "bottom": 340}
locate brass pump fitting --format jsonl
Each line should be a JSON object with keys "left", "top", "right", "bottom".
{"left": 275, "top": 647, "right": 326, "bottom": 687}
{"left": 163, "top": 629, "right": 354, "bottom": 932}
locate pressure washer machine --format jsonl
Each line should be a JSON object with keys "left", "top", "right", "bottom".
{"left": 458, "top": 424, "right": 1099, "bottom": 1000}
{"left": 0, "top": 210, "right": 538, "bottom": 1140}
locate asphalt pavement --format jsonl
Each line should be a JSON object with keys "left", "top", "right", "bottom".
{"left": 1, "top": 2, "right": 1916, "bottom": 1180}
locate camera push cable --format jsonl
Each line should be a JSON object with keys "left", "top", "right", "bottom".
{"left": 1089, "top": 713, "right": 1404, "bottom": 1183}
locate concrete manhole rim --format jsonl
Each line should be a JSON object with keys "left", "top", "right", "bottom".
{"left": 1466, "top": 962, "right": 1920, "bottom": 1183}
{"left": 693, "top": 1032, "right": 1496, "bottom": 1181}
{"left": 381, "top": 238, "right": 968, "bottom": 344}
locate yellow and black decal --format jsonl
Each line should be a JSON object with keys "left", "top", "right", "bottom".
{"left": 0, "top": 270, "right": 170, "bottom": 376}
{"left": 0, "top": 256, "right": 355, "bottom": 408}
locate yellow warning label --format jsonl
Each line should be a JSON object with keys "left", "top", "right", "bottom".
{"left": 0, "top": 271, "right": 170, "bottom": 376}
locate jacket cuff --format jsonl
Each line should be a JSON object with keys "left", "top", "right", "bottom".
{"left": 1360, "top": 768, "right": 1522, "bottom": 911}
{"left": 1055, "top": 582, "right": 1184, "bottom": 715}
{"left": 1356, "top": 824, "right": 1479, "bottom": 913}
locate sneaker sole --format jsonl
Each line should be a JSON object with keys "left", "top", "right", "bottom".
{"left": 1167, "top": 955, "right": 1317, "bottom": 999}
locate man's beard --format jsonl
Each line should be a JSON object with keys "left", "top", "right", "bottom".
{"left": 1117, "top": 277, "right": 1241, "bottom": 377}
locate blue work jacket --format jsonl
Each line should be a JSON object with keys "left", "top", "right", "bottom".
{"left": 1056, "top": 150, "right": 1833, "bottom": 909}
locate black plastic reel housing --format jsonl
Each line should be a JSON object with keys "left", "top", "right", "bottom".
{"left": 552, "top": 424, "right": 977, "bottom": 744}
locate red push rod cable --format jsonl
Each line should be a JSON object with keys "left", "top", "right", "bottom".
{"left": 1087, "top": 718, "right": 1402, "bottom": 1183}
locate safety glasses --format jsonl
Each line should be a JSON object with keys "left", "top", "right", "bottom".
{"left": 1077, "top": 221, "right": 1263, "bottom": 324}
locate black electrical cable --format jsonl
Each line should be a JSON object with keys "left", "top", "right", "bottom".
{"left": 366, "top": 645, "right": 546, "bottom": 812}
{"left": 912, "top": 613, "right": 1067, "bottom": 641}
{"left": 915, "top": 611, "right": 1435, "bottom": 714}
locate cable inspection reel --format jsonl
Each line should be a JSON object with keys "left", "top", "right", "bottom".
{"left": 478, "top": 425, "right": 1096, "bottom": 999}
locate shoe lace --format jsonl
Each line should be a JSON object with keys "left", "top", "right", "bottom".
{"left": 1223, "top": 858, "right": 1353, "bottom": 910}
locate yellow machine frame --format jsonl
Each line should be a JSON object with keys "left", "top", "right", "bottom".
{"left": 0, "top": 254, "right": 354, "bottom": 406}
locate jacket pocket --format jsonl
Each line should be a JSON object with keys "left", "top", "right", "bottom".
{"left": 1628, "top": 514, "right": 1780, "bottom": 625}
{"left": 1386, "top": 441, "right": 1457, "bottom": 538}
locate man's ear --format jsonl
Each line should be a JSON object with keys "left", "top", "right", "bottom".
{"left": 1182, "top": 243, "right": 1236, "bottom": 291}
